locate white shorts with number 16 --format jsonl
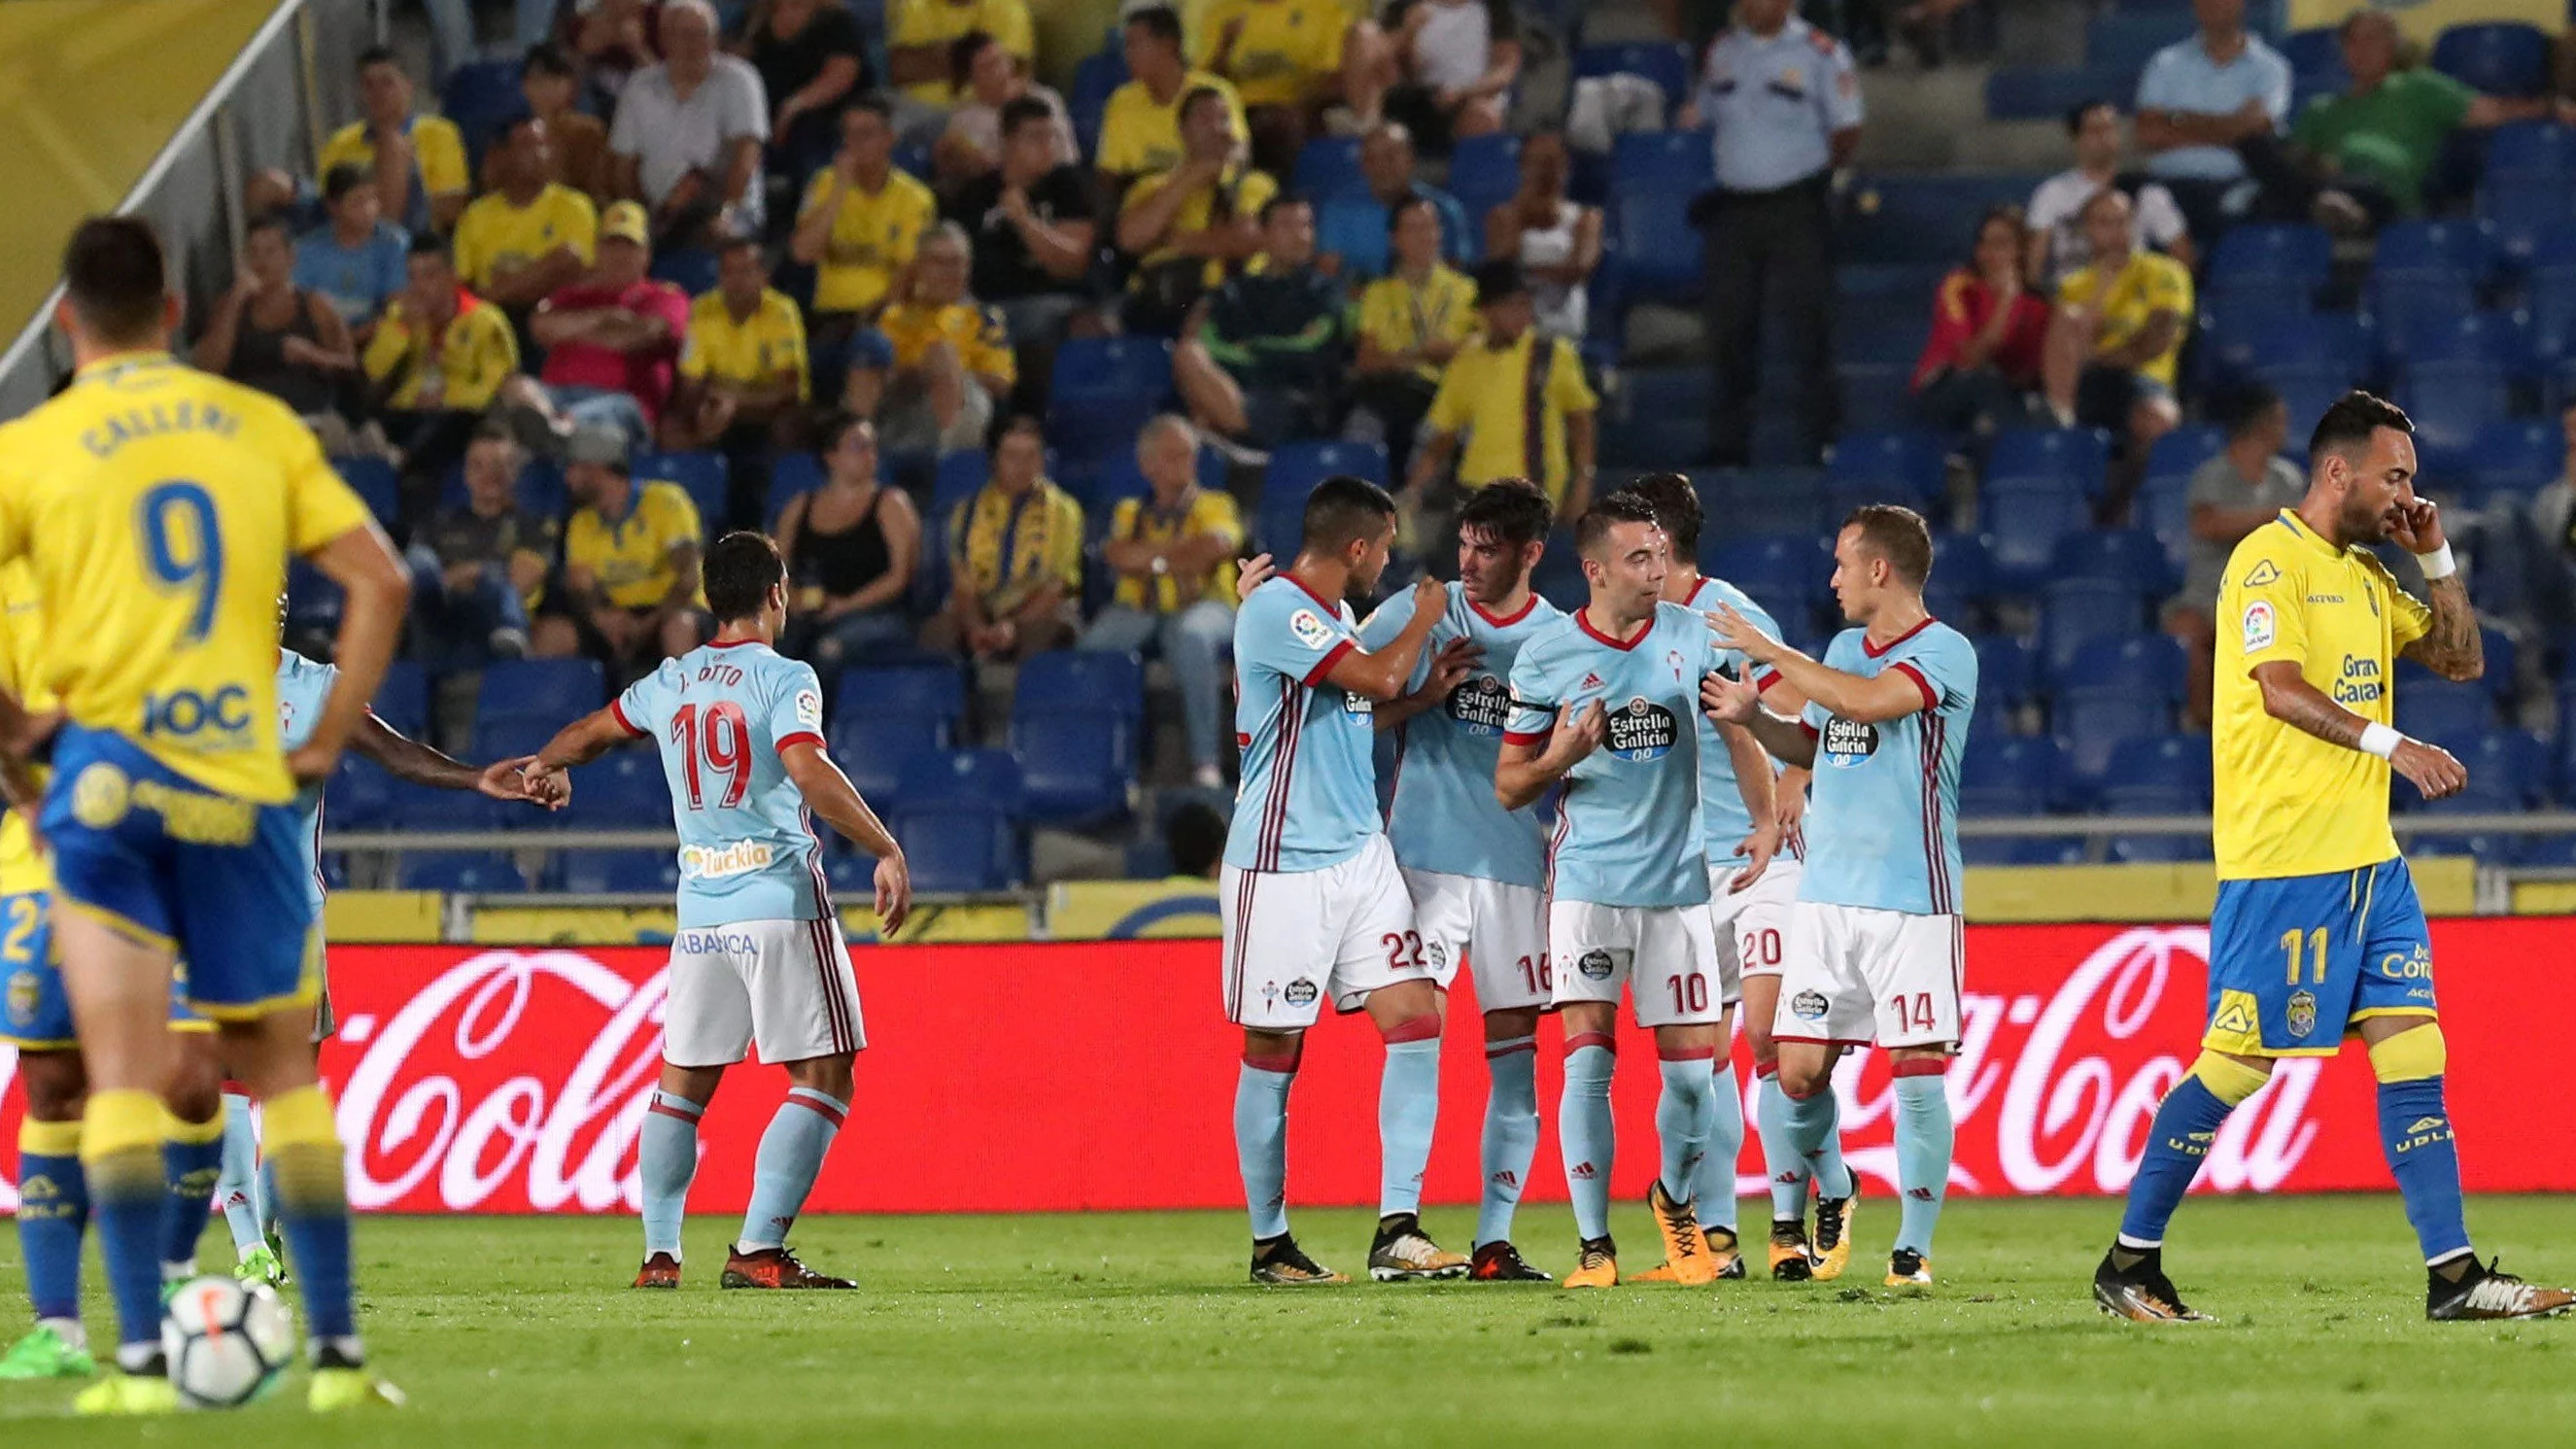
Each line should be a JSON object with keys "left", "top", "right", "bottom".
{"left": 1547, "top": 900, "right": 1723, "bottom": 1027}
{"left": 1402, "top": 867, "right": 1550, "bottom": 1013}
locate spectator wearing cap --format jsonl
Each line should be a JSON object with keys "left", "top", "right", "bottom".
{"left": 504, "top": 199, "right": 690, "bottom": 452}
{"left": 452, "top": 115, "right": 600, "bottom": 318}
{"left": 609, "top": 0, "right": 772, "bottom": 243}
{"left": 888, "top": 0, "right": 1034, "bottom": 113}
{"left": 945, "top": 94, "right": 1101, "bottom": 358}
{"left": 1910, "top": 205, "right": 2048, "bottom": 444}
{"left": 508, "top": 43, "right": 615, "bottom": 204}
{"left": 937, "top": 30, "right": 1079, "bottom": 186}
{"left": 666, "top": 234, "right": 809, "bottom": 524}
{"left": 1485, "top": 128, "right": 1597, "bottom": 341}
{"left": 792, "top": 95, "right": 940, "bottom": 378}
{"left": 409, "top": 428, "right": 561, "bottom": 665}
{"left": 2131, "top": 0, "right": 2289, "bottom": 242}
{"left": 925, "top": 415, "right": 1082, "bottom": 660}
{"left": 1081, "top": 414, "right": 1244, "bottom": 790}
{"left": 320, "top": 46, "right": 471, "bottom": 235}
{"left": 1116, "top": 85, "right": 1277, "bottom": 337}
{"left": 2042, "top": 188, "right": 2189, "bottom": 506}
{"left": 362, "top": 234, "right": 522, "bottom": 487}
{"left": 196, "top": 215, "right": 361, "bottom": 450}
{"left": 849, "top": 223, "right": 1014, "bottom": 457}
{"left": 1689, "top": 0, "right": 1862, "bottom": 466}
{"left": 1407, "top": 259, "right": 1597, "bottom": 517}
{"left": 1195, "top": 0, "right": 1379, "bottom": 180}
{"left": 1172, "top": 194, "right": 1344, "bottom": 451}
{"left": 740, "top": 0, "right": 872, "bottom": 184}
{"left": 2169, "top": 382, "right": 2298, "bottom": 730}
{"left": 1318, "top": 121, "right": 1473, "bottom": 281}
{"left": 1369, "top": 0, "right": 1521, "bottom": 152}
{"left": 1346, "top": 193, "right": 1478, "bottom": 478}
{"left": 1097, "top": 6, "right": 1248, "bottom": 199}
{"left": 294, "top": 163, "right": 410, "bottom": 337}
{"left": 536, "top": 425, "right": 710, "bottom": 669}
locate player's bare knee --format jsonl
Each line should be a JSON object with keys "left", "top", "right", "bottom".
{"left": 161, "top": 1047, "right": 225, "bottom": 1124}
{"left": 1482, "top": 1006, "right": 1541, "bottom": 1044}
{"left": 1557, "top": 1002, "right": 1615, "bottom": 1040}
{"left": 782, "top": 1052, "right": 855, "bottom": 1101}
{"left": 1653, "top": 1023, "right": 1721, "bottom": 1059}
{"left": 1243, "top": 1028, "right": 1303, "bottom": 1073}
{"left": 17, "top": 1048, "right": 87, "bottom": 1121}
{"left": 1363, "top": 978, "right": 1441, "bottom": 1033}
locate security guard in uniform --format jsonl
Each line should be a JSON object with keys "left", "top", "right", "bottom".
{"left": 1689, "top": 0, "right": 1864, "bottom": 466}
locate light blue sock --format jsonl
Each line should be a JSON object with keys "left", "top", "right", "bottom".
{"left": 1476, "top": 1037, "right": 1540, "bottom": 1247}
{"left": 1780, "top": 1085, "right": 1844, "bottom": 1221}
{"left": 1892, "top": 1072, "right": 1954, "bottom": 1258}
{"left": 1695, "top": 1061, "right": 1744, "bottom": 1233}
{"left": 217, "top": 1092, "right": 265, "bottom": 1254}
{"left": 1234, "top": 1057, "right": 1295, "bottom": 1240}
{"left": 1654, "top": 1053, "right": 1717, "bottom": 1204}
{"left": 1559, "top": 1037, "right": 1617, "bottom": 1241}
{"left": 738, "top": 1087, "right": 845, "bottom": 1252}
{"left": 1378, "top": 1033, "right": 1442, "bottom": 1218}
{"left": 2378, "top": 1077, "right": 2471, "bottom": 1265}
{"left": 1755, "top": 1070, "right": 1810, "bottom": 1222}
{"left": 639, "top": 1090, "right": 703, "bottom": 1259}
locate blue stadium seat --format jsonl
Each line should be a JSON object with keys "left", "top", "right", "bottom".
{"left": 1047, "top": 337, "right": 1173, "bottom": 467}
{"left": 2251, "top": 362, "right": 2362, "bottom": 439}
{"left": 2207, "top": 223, "right": 2333, "bottom": 297}
{"left": 1530, "top": 533, "right": 1587, "bottom": 611}
{"left": 2143, "top": 424, "right": 2226, "bottom": 487}
{"left": 333, "top": 456, "right": 400, "bottom": 527}
{"left": 836, "top": 661, "right": 966, "bottom": 724}
{"left": 323, "top": 757, "right": 396, "bottom": 831}
{"left": 475, "top": 659, "right": 605, "bottom": 728}
{"left": 832, "top": 716, "right": 942, "bottom": 808}
{"left": 1704, "top": 468, "right": 1826, "bottom": 540}
{"left": 2197, "top": 307, "right": 2361, "bottom": 387}
{"left": 2476, "top": 185, "right": 2576, "bottom": 268}
{"left": 2394, "top": 677, "right": 2492, "bottom": 740}
{"left": 2138, "top": 469, "right": 2194, "bottom": 577}
{"left": 2374, "top": 218, "right": 2497, "bottom": 282}
{"left": 1923, "top": 532, "right": 1992, "bottom": 620}
{"left": 396, "top": 851, "right": 528, "bottom": 893}
{"left": 1979, "top": 476, "right": 2089, "bottom": 592}
{"left": 2478, "top": 626, "right": 2518, "bottom": 703}
{"left": 1068, "top": 48, "right": 1126, "bottom": 156}
{"left": 2104, "top": 731, "right": 2212, "bottom": 808}
{"left": 2057, "top": 632, "right": 2184, "bottom": 703}
{"left": 650, "top": 247, "right": 720, "bottom": 297}
{"left": 1837, "top": 363, "right": 1916, "bottom": 434}
{"left": 2366, "top": 274, "right": 2480, "bottom": 363}
{"left": 2052, "top": 688, "right": 2173, "bottom": 791}
{"left": 2280, "top": 26, "right": 2349, "bottom": 106}
{"left": 1706, "top": 535, "right": 1818, "bottom": 613}
{"left": 2396, "top": 362, "right": 2511, "bottom": 471}
{"left": 1575, "top": 42, "right": 1694, "bottom": 104}
{"left": 554, "top": 849, "right": 681, "bottom": 894}
{"left": 2050, "top": 529, "right": 2175, "bottom": 598}
{"left": 2086, "top": 10, "right": 2191, "bottom": 72}
{"left": 1605, "top": 368, "right": 1711, "bottom": 466}
{"left": 932, "top": 449, "right": 990, "bottom": 516}
{"left": 1988, "top": 427, "right": 2112, "bottom": 498}
{"left": 468, "top": 715, "right": 559, "bottom": 766}
{"left": 370, "top": 660, "right": 429, "bottom": 740}
{"left": 1842, "top": 173, "right": 2043, "bottom": 267}
{"left": 439, "top": 59, "right": 525, "bottom": 164}
{"left": 1984, "top": 66, "right": 2134, "bottom": 122}
{"left": 1827, "top": 429, "right": 1945, "bottom": 512}
{"left": 1609, "top": 183, "right": 1703, "bottom": 304}
{"left": 2038, "top": 581, "right": 2147, "bottom": 680}
{"left": 2483, "top": 121, "right": 2576, "bottom": 187}
{"left": 1013, "top": 714, "right": 1137, "bottom": 825}
{"left": 633, "top": 449, "right": 728, "bottom": 528}
{"left": 2431, "top": 21, "right": 2552, "bottom": 97}
{"left": 1448, "top": 133, "right": 1522, "bottom": 222}
{"left": 2513, "top": 834, "right": 2576, "bottom": 867}
{"left": 904, "top": 747, "right": 1023, "bottom": 811}
{"left": 559, "top": 747, "right": 672, "bottom": 830}
{"left": 2457, "top": 418, "right": 2560, "bottom": 505}
{"left": 891, "top": 805, "right": 1022, "bottom": 892}
{"left": 1609, "top": 129, "right": 1714, "bottom": 190}
{"left": 2525, "top": 265, "right": 2576, "bottom": 364}
{"left": 1016, "top": 649, "right": 1146, "bottom": 720}
{"left": 1973, "top": 636, "right": 2035, "bottom": 730}
{"left": 1079, "top": 441, "right": 1225, "bottom": 515}
{"left": 764, "top": 451, "right": 827, "bottom": 531}
{"left": 1960, "top": 735, "right": 2062, "bottom": 816}
{"left": 1265, "top": 441, "right": 1389, "bottom": 508}
{"left": 2429, "top": 730, "right": 2546, "bottom": 811}
{"left": 1292, "top": 137, "right": 1367, "bottom": 200}
{"left": 1964, "top": 836, "right": 2092, "bottom": 867}
{"left": 2389, "top": 308, "right": 2524, "bottom": 372}
{"left": 284, "top": 560, "right": 342, "bottom": 636}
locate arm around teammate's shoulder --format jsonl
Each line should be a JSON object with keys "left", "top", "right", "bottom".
{"left": 1322, "top": 574, "right": 1448, "bottom": 702}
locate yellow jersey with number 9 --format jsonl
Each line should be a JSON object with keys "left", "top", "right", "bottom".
{"left": 2212, "top": 508, "right": 2432, "bottom": 881}
{"left": 0, "top": 562, "right": 53, "bottom": 895}
{"left": 0, "top": 352, "right": 374, "bottom": 807}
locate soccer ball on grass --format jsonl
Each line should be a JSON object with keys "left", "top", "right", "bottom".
{"left": 162, "top": 1274, "right": 294, "bottom": 1408}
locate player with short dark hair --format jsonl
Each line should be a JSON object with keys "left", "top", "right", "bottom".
{"left": 1224, "top": 476, "right": 1461, "bottom": 1286}
{"left": 1705, "top": 502, "right": 1977, "bottom": 1289}
{"left": 527, "top": 531, "right": 911, "bottom": 1294}
{"left": 1497, "top": 493, "right": 1735, "bottom": 1288}
{"left": 2096, "top": 392, "right": 2575, "bottom": 1324}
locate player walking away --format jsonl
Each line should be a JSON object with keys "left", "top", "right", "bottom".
{"left": 527, "top": 532, "right": 911, "bottom": 1292}
{"left": 0, "top": 217, "right": 412, "bottom": 1414}
{"left": 1615, "top": 472, "right": 1855, "bottom": 1282}
{"left": 1704, "top": 505, "right": 1977, "bottom": 1289}
{"left": 1224, "top": 476, "right": 1461, "bottom": 1287}
{"left": 1356, "top": 478, "right": 1564, "bottom": 1283}
{"left": 216, "top": 640, "right": 559, "bottom": 1287}
{"left": 2096, "top": 393, "right": 2576, "bottom": 1325}
{"left": 1497, "top": 494, "right": 1734, "bottom": 1290}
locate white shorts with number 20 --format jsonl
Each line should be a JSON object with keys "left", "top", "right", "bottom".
{"left": 1707, "top": 854, "right": 1801, "bottom": 1002}
{"left": 1402, "top": 866, "right": 1550, "bottom": 1013}
{"left": 662, "top": 917, "right": 867, "bottom": 1067}
{"left": 1222, "top": 835, "right": 1425, "bottom": 1030}
{"left": 1771, "top": 900, "right": 1964, "bottom": 1050}
{"left": 1547, "top": 899, "right": 1724, "bottom": 1027}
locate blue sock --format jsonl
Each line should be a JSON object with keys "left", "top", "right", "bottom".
{"left": 1892, "top": 1072, "right": 1954, "bottom": 1257}
{"left": 1378, "top": 1033, "right": 1442, "bottom": 1218}
{"left": 1779, "top": 1086, "right": 1844, "bottom": 1225}
{"left": 264, "top": 1087, "right": 357, "bottom": 1344}
{"left": 1559, "top": 1038, "right": 1617, "bottom": 1241}
{"left": 82, "top": 1090, "right": 173, "bottom": 1352}
{"left": 1696, "top": 1061, "right": 1743, "bottom": 1233}
{"left": 217, "top": 1092, "right": 266, "bottom": 1254}
{"left": 1755, "top": 1070, "right": 1810, "bottom": 1222}
{"left": 640, "top": 1091, "right": 704, "bottom": 1258}
{"left": 161, "top": 1117, "right": 225, "bottom": 1278}
{"left": 2116, "top": 1068, "right": 2247, "bottom": 1247}
{"left": 1234, "top": 1056, "right": 1294, "bottom": 1240}
{"left": 16, "top": 1121, "right": 86, "bottom": 1326}
{"left": 1654, "top": 1053, "right": 1717, "bottom": 1204}
{"left": 738, "top": 1087, "right": 844, "bottom": 1252}
{"left": 1476, "top": 1037, "right": 1540, "bottom": 1247}
{"left": 2377, "top": 1077, "right": 2471, "bottom": 1265}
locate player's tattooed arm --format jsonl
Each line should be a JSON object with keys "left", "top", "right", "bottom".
{"left": 2388, "top": 497, "right": 2481, "bottom": 682}
{"left": 2250, "top": 661, "right": 2466, "bottom": 800}
{"left": 351, "top": 712, "right": 559, "bottom": 808}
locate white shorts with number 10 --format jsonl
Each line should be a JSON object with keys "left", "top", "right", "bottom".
{"left": 1547, "top": 900, "right": 1724, "bottom": 1027}
{"left": 1401, "top": 867, "right": 1549, "bottom": 1013}
{"left": 1771, "top": 900, "right": 1964, "bottom": 1050}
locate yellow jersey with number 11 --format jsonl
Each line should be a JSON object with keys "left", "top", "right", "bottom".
{"left": 0, "top": 563, "right": 54, "bottom": 896}
{"left": 0, "top": 352, "right": 374, "bottom": 807}
{"left": 2211, "top": 508, "right": 2431, "bottom": 882}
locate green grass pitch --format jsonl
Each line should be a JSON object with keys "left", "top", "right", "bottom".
{"left": 3, "top": 1196, "right": 2572, "bottom": 1445}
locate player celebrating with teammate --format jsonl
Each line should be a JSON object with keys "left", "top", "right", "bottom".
{"left": 527, "top": 532, "right": 910, "bottom": 1292}
{"left": 1704, "top": 505, "right": 1976, "bottom": 1289}
{"left": 1355, "top": 478, "right": 1565, "bottom": 1282}
{"left": 1497, "top": 493, "right": 1733, "bottom": 1289}
{"left": 1225, "top": 476, "right": 1461, "bottom": 1287}
{"left": 2095, "top": 394, "right": 2575, "bottom": 1324}
{"left": 0, "top": 216, "right": 412, "bottom": 1413}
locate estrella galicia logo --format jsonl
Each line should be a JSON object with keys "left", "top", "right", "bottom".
{"left": 1342, "top": 689, "right": 1374, "bottom": 718}
{"left": 1282, "top": 978, "right": 1319, "bottom": 1007}
{"left": 1423, "top": 940, "right": 1449, "bottom": 971}
{"left": 2286, "top": 988, "right": 2318, "bottom": 1038}
{"left": 1820, "top": 716, "right": 1878, "bottom": 770}
{"left": 1447, "top": 674, "right": 1511, "bottom": 735}
{"left": 1603, "top": 696, "right": 1678, "bottom": 762}
{"left": 1790, "top": 989, "right": 1829, "bottom": 1020}
{"left": 1576, "top": 949, "right": 1614, "bottom": 981}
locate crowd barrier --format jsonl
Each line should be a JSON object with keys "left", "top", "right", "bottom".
{"left": 2, "top": 919, "right": 2566, "bottom": 1214}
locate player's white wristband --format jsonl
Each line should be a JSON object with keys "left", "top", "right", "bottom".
{"left": 2358, "top": 722, "right": 2404, "bottom": 761}
{"left": 2416, "top": 542, "right": 2456, "bottom": 580}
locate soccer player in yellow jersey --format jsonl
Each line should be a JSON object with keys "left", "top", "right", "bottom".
{"left": 2096, "top": 393, "right": 2575, "bottom": 1326}
{"left": 0, "top": 218, "right": 411, "bottom": 1413}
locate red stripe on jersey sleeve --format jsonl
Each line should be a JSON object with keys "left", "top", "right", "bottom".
{"left": 1302, "top": 639, "right": 1353, "bottom": 687}
{"left": 608, "top": 699, "right": 646, "bottom": 738}
{"left": 1890, "top": 661, "right": 1939, "bottom": 711}
{"left": 775, "top": 731, "right": 827, "bottom": 756}
{"left": 1798, "top": 720, "right": 1821, "bottom": 742}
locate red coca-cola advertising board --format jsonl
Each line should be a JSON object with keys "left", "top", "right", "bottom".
{"left": 1, "top": 921, "right": 2566, "bottom": 1214}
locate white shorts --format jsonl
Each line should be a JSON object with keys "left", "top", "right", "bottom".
{"left": 1772, "top": 900, "right": 1964, "bottom": 1051}
{"left": 1547, "top": 899, "right": 1724, "bottom": 1028}
{"left": 1707, "top": 854, "right": 1802, "bottom": 1002}
{"left": 1222, "top": 834, "right": 1425, "bottom": 1030}
{"left": 1401, "top": 867, "right": 1550, "bottom": 1013}
{"left": 662, "top": 917, "right": 867, "bottom": 1068}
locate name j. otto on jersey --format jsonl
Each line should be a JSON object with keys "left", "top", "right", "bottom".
{"left": 679, "top": 841, "right": 774, "bottom": 879}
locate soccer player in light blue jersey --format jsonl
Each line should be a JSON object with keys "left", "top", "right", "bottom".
{"left": 214, "top": 643, "right": 555, "bottom": 1286}
{"left": 1496, "top": 494, "right": 1732, "bottom": 1289}
{"left": 1355, "top": 479, "right": 1564, "bottom": 1283}
{"left": 1705, "top": 504, "right": 1977, "bottom": 1288}
{"left": 1222, "top": 476, "right": 1459, "bottom": 1287}
{"left": 527, "top": 532, "right": 911, "bottom": 1292}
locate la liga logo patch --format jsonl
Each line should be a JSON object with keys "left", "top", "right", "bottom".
{"left": 2241, "top": 600, "right": 2275, "bottom": 653}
